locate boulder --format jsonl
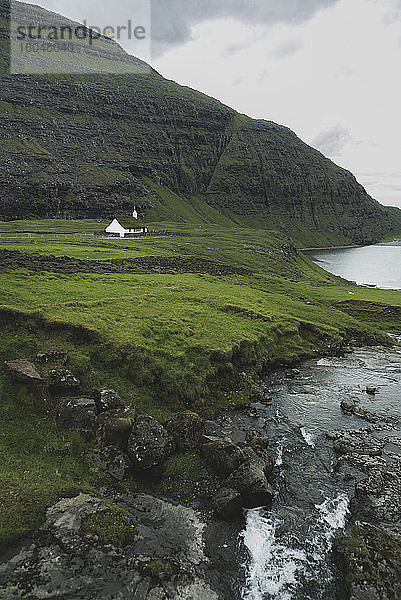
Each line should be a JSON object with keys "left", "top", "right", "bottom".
{"left": 211, "top": 488, "right": 243, "bottom": 520}
{"left": 225, "top": 463, "right": 274, "bottom": 508}
{"left": 341, "top": 399, "right": 377, "bottom": 423}
{"left": 91, "top": 447, "right": 132, "bottom": 481}
{"left": 128, "top": 416, "right": 172, "bottom": 469}
{"left": 48, "top": 368, "right": 80, "bottom": 390}
{"left": 241, "top": 445, "right": 275, "bottom": 475}
{"left": 366, "top": 385, "right": 377, "bottom": 395}
{"left": 341, "top": 398, "right": 357, "bottom": 415}
{"left": 4, "top": 359, "right": 43, "bottom": 384}
{"left": 94, "top": 389, "right": 125, "bottom": 413}
{"left": 97, "top": 407, "right": 137, "bottom": 449}
{"left": 201, "top": 440, "right": 245, "bottom": 475}
{"left": 56, "top": 397, "right": 97, "bottom": 431}
{"left": 164, "top": 411, "right": 204, "bottom": 452}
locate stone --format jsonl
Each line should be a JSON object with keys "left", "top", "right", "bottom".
{"left": 56, "top": 397, "right": 97, "bottom": 431}
{"left": 164, "top": 411, "right": 204, "bottom": 452}
{"left": 128, "top": 416, "right": 173, "bottom": 469}
{"left": 241, "top": 445, "right": 275, "bottom": 475}
{"left": 94, "top": 389, "right": 125, "bottom": 413}
{"left": 366, "top": 385, "right": 377, "bottom": 395}
{"left": 0, "top": 491, "right": 221, "bottom": 599}
{"left": 332, "top": 430, "right": 387, "bottom": 456}
{"left": 343, "top": 523, "right": 401, "bottom": 600}
{"left": 225, "top": 463, "right": 274, "bottom": 508}
{"left": 201, "top": 440, "right": 245, "bottom": 475}
{"left": 42, "top": 493, "right": 105, "bottom": 541}
{"left": 351, "top": 458, "right": 401, "bottom": 523}
{"left": 341, "top": 398, "right": 377, "bottom": 423}
{"left": 36, "top": 351, "right": 68, "bottom": 365}
{"left": 91, "top": 447, "right": 132, "bottom": 481}
{"left": 341, "top": 398, "right": 357, "bottom": 415}
{"left": 48, "top": 367, "right": 80, "bottom": 389}
{"left": 211, "top": 488, "right": 243, "bottom": 520}
{"left": 4, "top": 359, "right": 44, "bottom": 384}
{"left": 97, "top": 407, "right": 138, "bottom": 449}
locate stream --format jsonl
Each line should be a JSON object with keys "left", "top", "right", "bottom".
{"left": 231, "top": 344, "right": 401, "bottom": 600}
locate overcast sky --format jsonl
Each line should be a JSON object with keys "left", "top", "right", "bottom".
{"left": 24, "top": 0, "right": 401, "bottom": 208}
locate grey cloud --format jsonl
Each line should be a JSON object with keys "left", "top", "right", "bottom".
{"left": 273, "top": 39, "right": 303, "bottom": 58}
{"left": 27, "top": 1, "right": 339, "bottom": 58}
{"left": 312, "top": 125, "right": 351, "bottom": 156}
{"left": 151, "top": 0, "right": 340, "bottom": 56}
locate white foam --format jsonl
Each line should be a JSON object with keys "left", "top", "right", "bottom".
{"left": 241, "top": 509, "right": 307, "bottom": 600}
{"left": 241, "top": 494, "right": 349, "bottom": 600}
{"left": 300, "top": 427, "right": 316, "bottom": 448}
{"left": 315, "top": 494, "right": 349, "bottom": 536}
{"left": 275, "top": 440, "right": 284, "bottom": 466}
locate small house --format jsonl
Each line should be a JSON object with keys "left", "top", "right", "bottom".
{"left": 105, "top": 209, "right": 148, "bottom": 238}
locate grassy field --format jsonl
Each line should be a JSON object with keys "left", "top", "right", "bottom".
{"left": 1, "top": 220, "right": 401, "bottom": 551}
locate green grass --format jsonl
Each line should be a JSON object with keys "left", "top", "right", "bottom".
{"left": 0, "top": 373, "right": 110, "bottom": 552}
{"left": 0, "top": 222, "right": 400, "bottom": 552}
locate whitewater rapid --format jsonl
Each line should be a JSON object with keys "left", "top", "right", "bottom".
{"left": 241, "top": 494, "right": 349, "bottom": 600}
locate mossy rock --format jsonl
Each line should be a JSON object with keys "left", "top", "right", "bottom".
{"left": 139, "top": 558, "right": 179, "bottom": 583}
{"left": 164, "top": 410, "right": 204, "bottom": 452}
{"left": 81, "top": 506, "right": 136, "bottom": 547}
{"left": 96, "top": 407, "right": 137, "bottom": 449}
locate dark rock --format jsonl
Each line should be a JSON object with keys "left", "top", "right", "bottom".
{"left": 332, "top": 430, "right": 387, "bottom": 457}
{"left": 97, "top": 407, "right": 138, "bottom": 449}
{"left": 48, "top": 367, "right": 80, "bottom": 390}
{"left": 94, "top": 389, "right": 125, "bottom": 413}
{"left": 341, "top": 398, "right": 377, "bottom": 423}
{"left": 341, "top": 398, "right": 357, "bottom": 415}
{"left": 56, "top": 397, "right": 97, "bottom": 431}
{"left": 128, "top": 416, "right": 173, "bottom": 469}
{"left": 36, "top": 351, "right": 68, "bottom": 365}
{"left": 164, "top": 411, "right": 204, "bottom": 452}
{"left": 351, "top": 457, "right": 401, "bottom": 524}
{"left": 366, "top": 385, "right": 377, "bottom": 395}
{"left": 203, "top": 420, "right": 219, "bottom": 436}
{"left": 91, "top": 447, "right": 132, "bottom": 481}
{"left": 225, "top": 463, "right": 274, "bottom": 508}
{"left": 211, "top": 488, "right": 243, "bottom": 520}
{"left": 241, "top": 445, "right": 275, "bottom": 475}
{"left": 201, "top": 440, "right": 245, "bottom": 475}
{"left": 245, "top": 428, "right": 269, "bottom": 448}
{"left": 0, "top": 491, "right": 220, "bottom": 599}
{"left": 343, "top": 523, "right": 401, "bottom": 600}
{"left": 4, "top": 359, "right": 44, "bottom": 384}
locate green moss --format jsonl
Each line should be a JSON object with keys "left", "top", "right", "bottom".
{"left": 81, "top": 505, "right": 136, "bottom": 547}
{"left": 345, "top": 524, "right": 401, "bottom": 597}
{"left": 159, "top": 452, "right": 214, "bottom": 499}
{"left": 140, "top": 558, "right": 179, "bottom": 583}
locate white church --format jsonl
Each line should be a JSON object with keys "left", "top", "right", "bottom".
{"left": 105, "top": 208, "right": 148, "bottom": 238}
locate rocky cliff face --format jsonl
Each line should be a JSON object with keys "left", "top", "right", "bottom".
{"left": 0, "top": 0, "right": 397, "bottom": 244}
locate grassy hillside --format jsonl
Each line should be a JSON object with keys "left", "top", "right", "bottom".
{"left": 1, "top": 222, "right": 401, "bottom": 550}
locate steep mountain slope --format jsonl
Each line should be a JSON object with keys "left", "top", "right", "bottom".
{"left": 0, "top": 0, "right": 397, "bottom": 245}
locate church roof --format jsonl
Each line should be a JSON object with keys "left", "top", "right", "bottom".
{"left": 115, "top": 217, "right": 144, "bottom": 229}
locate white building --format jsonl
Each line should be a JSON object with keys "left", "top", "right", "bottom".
{"left": 105, "top": 209, "right": 148, "bottom": 238}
